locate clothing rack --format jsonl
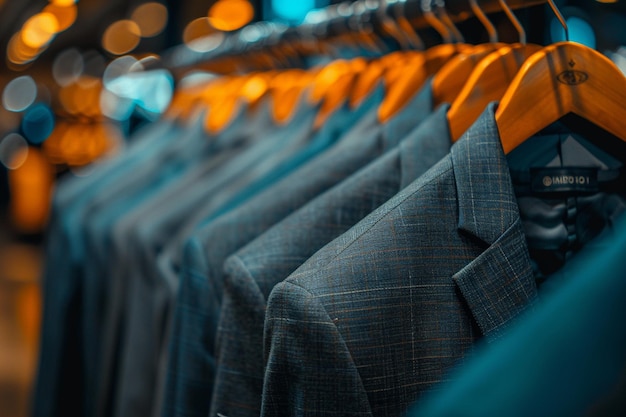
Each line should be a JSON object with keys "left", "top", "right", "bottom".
{"left": 161, "top": 0, "right": 548, "bottom": 72}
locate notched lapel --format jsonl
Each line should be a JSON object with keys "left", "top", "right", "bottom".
{"left": 453, "top": 218, "right": 537, "bottom": 341}
{"left": 450, "top": 104, "right": 537, "bottom": 341}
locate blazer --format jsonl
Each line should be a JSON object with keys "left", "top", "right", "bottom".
{"left": 98, "top": 99, "right": 284, "bottom": 417}
{"left": 166, "top": 82, "right": 433, "bottom": 417}
{"left": 33, "top": 119, "right": 182, "bottom": 417}
{"left": 408, "top": 215, "right": 626, "bottom": 417}
{"left": 214, "top": 105, "right": 451, "bottom": 417}
{"left": 262, "top": 103, "right": 539, "bottom": 416}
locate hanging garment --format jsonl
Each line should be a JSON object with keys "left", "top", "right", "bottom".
{"left": 407, "top": 216, "right": 626, "bottom": 417}
{"left": 261, "top": 99, "right": 626, "bottom": 415}
{"left": 94, "top": 91, "right": 318, "bottom": 417}
{"left": 260, "top": 103, "right": 541, "bottom": 416}
{"left": 162, "top": 78, "right": 424, "bottom": 417}
{"left": 213, "top": 102, "right": 452, "bottom": 417}
{"left": 33, "top": 118, "right": 183, "bottom": 417}
{"left": 94, "top": 93, "right": 302, "bottom": 417}
{"left": 107, "top": 79, "right": 385, "bottom": 417}
{"left": 81, "top": 113, "right": 253, "bottom": 417}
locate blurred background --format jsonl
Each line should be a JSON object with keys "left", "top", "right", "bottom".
{"left": 0, "top": 1, "right": 624, "bottom": 416}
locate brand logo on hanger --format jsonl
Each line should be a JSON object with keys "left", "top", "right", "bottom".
{"left": 556, "top": 70, "right": 588, "bottom": 85}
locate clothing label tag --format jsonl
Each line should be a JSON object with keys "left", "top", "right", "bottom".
{"left": 531, "top": 167, "right": 599, "bottom": 193}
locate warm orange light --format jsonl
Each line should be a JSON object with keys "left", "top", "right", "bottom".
{"left": 21, "top": 13, "right": 59, "bottom": 48}
{"left": 50, "top": 0, "right": 77, "bottom": 6}
{"left": 131, "top": 2, "right": 168, "bottom": 37}
{"left": 43, "top": 4, "right": 77, "bottom": 31}
{"left": 241, "top": 74, "right": 269, "bottom": 103}
{"left": 44, "top": 121, "right": 120, "bottom": 166}
{"left": 8, "top": 147, "right": 54, "bottom": 233}
{"left": 7, "top": 32, "right": 41, "bottom": 64}
{"left": 309, "top": 60, "right": 351, "bottom": 103}
{"left": 208, "top": 0, "right": 254, "bottom": 32}
{"left": 102, "top": 20, "right": 141, "bottom": 55}
{"left": 183, "top": 17, "right": 215, "bottom": 44}
{"left": 58, "top": 78, "right": 103, "bottom": 117}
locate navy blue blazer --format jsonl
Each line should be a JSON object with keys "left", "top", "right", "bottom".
{"left": 262, "top": 104, "right": 539, "bottom": 416}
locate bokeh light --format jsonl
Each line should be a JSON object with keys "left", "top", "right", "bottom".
{"left": 80, "top": 51, "right": 107, "bottom": 86}
{"left": 0, "top": 133, "right": 29, "bottom": 170}
{"left": 43, "top": 3, "right": 78, "bottom": 32}
{"left": 106, "top": 69, "right": 174, "bottom": 116}
{"left": 7, "top": 32, "right": 42, "bottom": 65}
{"left": 21, "top": 13, "right": 59, "bottom": 48}
{"left": 8, "top": 147, "right": 54, "bottom": 233}
{"left": 21, "top": 103, "right": 55, "bottom": 145}
{"left": 131, "top": 2, "right": 168, "bottom": 37}
{"left": 43, "top": 121, "right": 123, "bottom": 167}
{"left": 52, "top": 48, "right": 84, "bottom": 86}
{"left": 271, "top": 0, "right": 315, "bottom": 23}
{"left": 100, "top": 88, "right": 135, "bottom": 121}
{"left": 50, "top": 0, "right": 77, "bottom": 6}
{"left": 208, "top": 0, "right": 255, "bottom": 32}
{"left": 550, "top": 15, "right": 597, "bottom": 48}
{"left": 103, "top": 55, "right": 139, "bottom": 86}
{"left": 58, "top": 78, "right": 103, "bottom": 117}
{"left": 102, "top": 20, "right": 141, "bottom": 55}
{"left": 2, "top": 76, "right": 38, "bottom": 112}
{"left": 183, "top": 17, "right": 216, "bottom": 45}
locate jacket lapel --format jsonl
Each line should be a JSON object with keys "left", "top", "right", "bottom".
{"left": 450, "top": 103, "right": 538, "bottom": 342}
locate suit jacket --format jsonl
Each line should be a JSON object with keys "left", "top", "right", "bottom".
{"left": 98, "top": 101, "right": 279, "bottom": 417}
{"left": 408, "top": 215, "right": 626, "bottom": 417}
{"left": 158, "top": 85, "right": 382, "bottom": 417}
{"left": 164, "top": 82, "right": 427, "bottom": 417}
{"left": 215, "top": 105, "right": 451, "bottom": 417}
{"left": 33, "top": 119, "right": 180, "bottom": 417}
{"left": 262, "top": 103, "right": 539, "bottom": 416}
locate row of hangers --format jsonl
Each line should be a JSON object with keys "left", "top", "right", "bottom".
{"left": 163, "top": 0, "right": 626, "bottom": 155}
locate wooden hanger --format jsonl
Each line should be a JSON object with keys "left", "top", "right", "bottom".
{"left": 270, "top": 69, "right": 315, "bottom": 125}
{"left": 496, "top": 0, "right": 626, "bottom": 153}
{"left": 447, "top": 0, "right": 542, "bottom": 140}
{"left": 378, "top": 0, "right": 470, "bottom": 123}
{"left": 350, "top": 0, "right": 425, "bottom": 110}
{"left": 314, "top": 57, "right": 367, "bottom": 130}
{"left": 496, "top": 41, "right": 626, "bottom": 153}
{"left": 447, "top": 44, "right": 542, "bottom": 140}
{"left": 431, "top": 0, "right": 513, "bottom": 108}
{"left": 203, "top": 75, "right": 250, "bottom": 134}
{"left": 350, "top": 52, "right": 409, "bottom": 110}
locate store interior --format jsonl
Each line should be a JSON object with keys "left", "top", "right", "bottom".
{"left": 0, "top": 1, "right": 624, "bottom": 416}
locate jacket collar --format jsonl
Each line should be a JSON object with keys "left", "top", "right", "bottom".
{"left": 450, "top": 103, "right": 538, "bottom": 342}
{"left": 399, "top": 104, "right": 452, "bottom": 188}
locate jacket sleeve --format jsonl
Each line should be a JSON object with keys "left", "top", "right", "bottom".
{"left": 262, "top": 280, "right": 373, "bottom": 417}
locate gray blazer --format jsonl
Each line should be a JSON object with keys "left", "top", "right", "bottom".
{"left": 262, "top": 103, "right": 539, "bottom": 416}
{"left": 214, "top": 105, "right": 451, "bottom": 417}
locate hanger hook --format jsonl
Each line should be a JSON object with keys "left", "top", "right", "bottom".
{"left": 378, "top": 0, "right": 411, "bottom": 50}
{"left": 547, "top": 0, "right": 569, "bottom": 42}
{"left": 497, "top": 0, "right": 526, "bottom": 44}
{"left": 433, "top": 0, "right": 465, "bottom": 43}
{"left": 421, "top": 0, "right": 453, "bottom": 43}
{"left": 391, "top": 0, "right": 426, "bottom": 50}
{"left": 469, "top": 0, "right": 497, "bottom": 43}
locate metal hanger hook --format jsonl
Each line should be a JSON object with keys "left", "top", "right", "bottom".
{"left": 420, "top": 0, "right": 453, "bottom": 43}
{"left": 469, "top": 0, "right": 497, "bottom": 43}
{"left": 497, "top": 0, "right": 526, "bottom": 44}
{"left": 547, "top": 0, "right": 569, "bottom": 42}
{"left": 433, "top": 0, "right": 465, "bottom": 43}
